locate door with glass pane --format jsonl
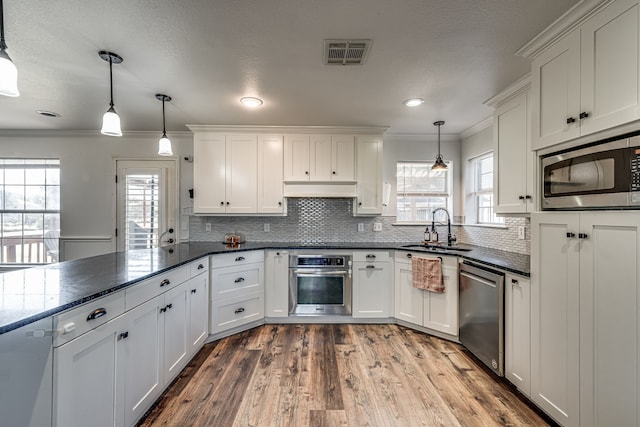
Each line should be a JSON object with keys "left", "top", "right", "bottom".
{"left": 116, "top": 160, "right": 177, "bottom": 251}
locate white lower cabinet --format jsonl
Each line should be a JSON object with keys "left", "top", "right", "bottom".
{"left": 210, "top": 251, "right": 265, "bottom": 335}
{"left": 505, "top": 273, "right": 531, "bottom": 397}
{"left": 264, "top": 250, "right": 290, "bottom": 317}
{"left": 352, "top": 251, "right": 393, "bottom": 318}
{"left": 394, "top": 252, "right": 458, "bottom": 337}
{"left": 187, "top": 271, "right": 209, "bottom": 356}
{"left": 532, "top": 211, "right": 640, "bottom": 427}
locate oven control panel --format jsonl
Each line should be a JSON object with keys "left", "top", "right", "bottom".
{"left": 292, "top": 255, "right": 348, "bottom": 267}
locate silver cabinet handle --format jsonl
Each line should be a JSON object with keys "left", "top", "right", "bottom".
{"left": 87, "top": 308, "right": 107, "bottom": 321}
{"left": 160, "top": 279, "right": 170, "bottom": 287}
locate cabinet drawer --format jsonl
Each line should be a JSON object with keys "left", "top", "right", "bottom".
{"left": 211, "top": 263, "right": 264, "bottom": 300}
{"left": 353, "top": 251, "right": 390, "bottom": 262}
{"left": 190, "top": 257, "right": 209, "bottom": 277}
{"left": 53, "top": 292, "right": 125, "bottom": 347}
{"left": 125, "top": 265, "right": 190, "bottom": 310}
{"left": 211, "top": 251, "right": 263, "bottom": 268}
{"left": 211, "top": 291, "right": 264, "bottom": 334}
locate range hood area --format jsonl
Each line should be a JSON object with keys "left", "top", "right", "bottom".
{"left": 283, "top": 183, "right": 357, "bottom": 198}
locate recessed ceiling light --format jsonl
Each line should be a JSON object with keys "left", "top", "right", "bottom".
{"left": 403, "top": 98, "right": 424, "bottom": 107}
{"left": 240, "top": 97, "right": 263, "bottom": 108}
{"left": 36, "top": 110, "right": 61, "bottom": 118}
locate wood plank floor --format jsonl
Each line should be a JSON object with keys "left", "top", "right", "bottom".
{"left": 138, "top": 324, "right": 551, "bottom": 427}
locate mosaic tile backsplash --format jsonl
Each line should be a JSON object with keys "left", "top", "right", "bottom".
{"left": 189, "top": 198, "right": 530, "bottom": 255}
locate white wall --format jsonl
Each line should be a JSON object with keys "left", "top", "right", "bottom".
{"left": 381, "top": 133, "right": 462, "bottom": 218}
{"left": 0, "top": 131, "right": 194, "bottom": 260}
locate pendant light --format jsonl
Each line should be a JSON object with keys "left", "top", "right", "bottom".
{"left": 99, "top": 50, "right": 123, "bottom": 136}
{"left": 0, "top": 0, "right": 19, "bottom": 97}
{"left": 431, "top": 120, "right": 448, "bottom": 171}
{"left": 156, "top": 94, "right": 173, "bottom": 156}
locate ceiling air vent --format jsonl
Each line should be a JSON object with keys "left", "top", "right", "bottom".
{"left": 324, "top": 39, "right": 371, "bottom": 65}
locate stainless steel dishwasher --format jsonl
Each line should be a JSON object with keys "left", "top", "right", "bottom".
{"left": 458, "top": 261, "right": 505, "bottom": 376}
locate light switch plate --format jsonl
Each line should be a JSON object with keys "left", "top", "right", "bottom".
{"left": 357, "top": 223, "right": 364, "bottom": 232}
{"left": 518, "top": 226, "right": 525, "bottom": 240}
{"left": 264, "top": 223, "right": 270, "bottom": 232}
{"left": 373, "top": 222, "right": 382, "bottom": 232}
{"left": 205, "top": 223, "right": 211, "bottom": 232}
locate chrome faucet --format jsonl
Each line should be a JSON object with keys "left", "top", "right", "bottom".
{"left": 432, "top": 208, "right": 457, "bottom": 247}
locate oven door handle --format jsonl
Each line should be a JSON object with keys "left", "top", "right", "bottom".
{"left": 292, "top": 270, "right": 349, "bottom": 275}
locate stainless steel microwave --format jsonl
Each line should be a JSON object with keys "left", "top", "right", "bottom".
{"left": 541, "top": 135, "right": 640, "bottom": 210}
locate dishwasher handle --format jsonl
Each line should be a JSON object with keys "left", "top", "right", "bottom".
{"left": 459, "top": 271, "right": 497, "bottom": 288}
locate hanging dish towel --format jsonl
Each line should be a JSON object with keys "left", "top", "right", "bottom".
{"left": 412, "top": 256, "right": 445, "bottom": 293}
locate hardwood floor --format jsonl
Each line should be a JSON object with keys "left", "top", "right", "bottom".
{"left": 138, "top": 324, "right": 551, "bottom": 427}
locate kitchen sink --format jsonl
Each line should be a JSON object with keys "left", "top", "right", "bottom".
{"left": 401, "top": 244, "right": 472, "bottom": 252}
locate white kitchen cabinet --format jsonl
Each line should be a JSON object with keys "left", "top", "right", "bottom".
{"left": 394, "top": 252, "right": 458, "bottom": 336}
{"left": 187, "top": 262, "right": 209, "bottom": 356}
{"left": 531, "top": 0, "right": 640, "bottom": 149}
{"left": 54, "top": 315, "right": 126, "bottom": 427}
{"left": 210, "top": 250, "right": 265, "bottom": 335}
{"left": 532, "top": 211, "right": 640, "bottom": 426}
{"left": 1, "top": 318, "right": 53, "bottom": 427}
{"left": 193, "top": 133, "right": 258, "bottom": 214}
{"left": 490, "top": 84, "right": 535, "bottom": 214}
{"left": 264, "top": 250, "right": 290, "bottom": 318}
{"left": 505, "top": 273, "right": 531, "bottom": 397}
{"left": 162, "top": 281, "right": 190, "bottom": 383}
{"left": 257, "top": 135, "right": 285, "bottom": 214}
{"left": 352, "top": 251, "right": 393, "bottom": 318}
{"left": 355, "top": 136, "right": 383, "bottom": 215}
{"left": 284, "top": 134, "right": 355, "bottom": 182}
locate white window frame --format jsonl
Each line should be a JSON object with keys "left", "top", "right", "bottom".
{"left": 396, "top": 161, "right": 452, "bottom": 223}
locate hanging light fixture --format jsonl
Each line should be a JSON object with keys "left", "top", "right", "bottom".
{"left": 432, "top": 120, "right": 448, "bottom": 171}
{"left": 0, "top": 0, "right": 19, "bottom": 97}
{"left": 99, "top": 50, "right": 123, "bottom": 136}
{"left": 156, "top": 94, "right": 173, "bottom": 156}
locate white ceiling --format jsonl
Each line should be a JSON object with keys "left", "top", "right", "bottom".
{"left": 0, "top": 0, "right": 579, "bottom": 136}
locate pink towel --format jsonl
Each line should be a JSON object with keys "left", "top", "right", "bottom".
{"left": 412, "top": 257, "right": 445, "bottom": 293}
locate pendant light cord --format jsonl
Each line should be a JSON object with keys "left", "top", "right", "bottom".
{"left": 437, "top": 122, "right": 441, "bottom": 156}
{"left": 0, "top": 0, "right": 7, "bottom": 51}
{"left": 108, "top": 55, "right": 114, "bottom": 108}
{"left": 162, "top": 97, "right": 167, "bottom": 137}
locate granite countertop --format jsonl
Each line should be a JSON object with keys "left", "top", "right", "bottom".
{"left": 0, "top": 241, "right": 529, "bottom": 335}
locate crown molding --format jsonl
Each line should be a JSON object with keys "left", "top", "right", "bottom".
{"left": 185, "top": 125, "right": 389, "bottom": 135}
{"left": 459, "top": 116, "right": 494, "bottom": 140}
{"left": 484, "top": 73, "right": 531, "bottom": 108}
{"left": 0, "top": 129, "right": 193, "bottom": 139}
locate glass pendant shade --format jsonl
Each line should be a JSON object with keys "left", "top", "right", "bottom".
{"left": 101, "top": 107, "right": 122, "bottom": 136}
{"left": 0, "top": 49, "right": 18, "bottom": 97}
{"left": 158, "top": 134, "right": 173, "bottom": 156}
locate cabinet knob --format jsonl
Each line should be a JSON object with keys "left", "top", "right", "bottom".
{"left": 525, "top": 195, "right": 532, "bottom": 200}
{"left": 518, "top": 195, "right": 525, "bottom": 200}
{"left": 234, "top": 307, "right": 245, "bottom": 314}
{"left": 220, "top": 201, "right": 224, "bottom": 206}
{"left": 118, "top": 331, "right": 129, "bottom": 341}
{"left": 511, "top": 278, "right": 519, "bottom": 285}
{"left": 406, "top": 253, "right": 412, "bottom": 259}
{"left": 305, "top": 171, "right": 309, "bottom": 175}
{"left": 332, "top": 171, "right": 336, "bottom": 175}
{"left": 358, "top": 202, "right": 362, "bottom": 206}
{"left": 226, "top": 202, "right": 230, "bottom": 206}
{"left": 197, "top": 264, "right": 204, "bottom": 269}
{"left": 278, "top": 201, "right": 282, "bottom": 206}
{"left": 566, "top": 232, "right": 576, "bottom": 238}
{"left": 566, "top": 117, "right": 576, "bottom": 124}
{"left": 166, "top": 303, "right": 172, "bottom": 310}
{"left": 191, "top": 289, "right": 197, "bottom": 294}
{"left": 160, "top": 279, "right": 171, "bottom": 287}
{"left": 579, "top": 112, "right": 589, "bottom": 120}
{"left": 578, "top": 233, "right": 588, "bottom": 239}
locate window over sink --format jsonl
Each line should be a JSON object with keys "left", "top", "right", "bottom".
{"left": 396, "top": 161, "right": 452, "bottom": 223}
{"left": 471, "top": 153, "right": 503, "bottom": 225}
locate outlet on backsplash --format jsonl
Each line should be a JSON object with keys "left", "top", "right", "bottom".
{"left": 518, "top": 226, "right": 525, "bottom": 240}
{"left": 373, "top": 222, "right": 382, "bottom": 232}
{"left": 205, "top": 223, "right": 211, "bottom": 232}
{"left": 357, "top": 223, "right": 364, "bottom": 232}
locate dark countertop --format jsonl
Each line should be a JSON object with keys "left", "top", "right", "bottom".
{"left": 0, "top": 241, "right": 529, "bottom": 335}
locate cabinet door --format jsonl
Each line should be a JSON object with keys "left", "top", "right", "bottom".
{"left": 494, "top": 90, "right": 532, "bottom": 214}
{"left": 579, "top": 212, "right": 640, "bottom": 427}
{"left": 225, "top": 135, "right": 258, "bottom": 213}
{"left": 257, "top": 135, "right": 284, "bottom": 213}
{"left": 355, "top": 136, "right": 383, "bottom": 215}
{"left": 187, "top": 273, "right": 209, "bottom": 356}
{"left": 531, "top": 29, "right": 581, "bottom": 150}
{"left": 163, "top": 281, "right": 189, "bottom": 384}
{"left": 580, "top": 0, "right": 640, "bottom": 136}
{"left": 505, "top": 273, "right": 531, "bottom": 397}
{"left": 264, "top": 250, "right": 290, "bottom": 317}
{"left": 423, "top": 263, "right": 458, "bottom": 336}
{"left": 123, "top": 295, "right": 164, "bottom": 427}
{"left": 283, "top": 135, "right": 310, "bottom": 181}
{"left": 193, "top": 134, "right": 226, "bottom": 214}
{"left": 393, "top": 254, "right": 423, "bottom": 325}
{"left": 531, "top": 213, "right": 580, "bottom": 427}
{"left": 54, "top": 315, "right": 125, "bottom": 427}
{"left": 353, "top": 261, "right": 392, "bottom": 318}
{"left": 310, "top": 134, "right": 332, "bottom": 181}
{"left": 331, "top": 135, "right": 356, "bottom": 181}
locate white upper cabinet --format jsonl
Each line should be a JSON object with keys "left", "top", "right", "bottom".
{"left": 193, "top": 134, "right": 258, "bottom": 214}
{"left": 355, "top": 136, "right": 383, "bottom": 215}
{"left": 490, "top": 82, "right": 535, "bottom": 214}
{"left": 530, "top": 0, "right": 640, "bottom": 149}
{"left": 284, "top": 134, "right": 355, "bottom": 182}
{"left": 257, "top": 135, "right": 285, "bottom": 213}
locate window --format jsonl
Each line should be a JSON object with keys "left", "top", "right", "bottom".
{"left": 473, "top": 154, "right": 503, "bottom": 224}
{"left": 0, "top": 159, "right": 61, "bottom": 264}
{"left": 397, "top": 161, "right": 451, "bottom": 222}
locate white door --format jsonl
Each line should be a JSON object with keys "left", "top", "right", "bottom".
{"left": 505, "top": 273, "right": 531, "bottom": 396}
{"left": 310, "top": 134, "right": 332, "bottom": 181}
{"left": 193, "top": 134, "right": 226, "bottom": 214}
{"left": 116, "top": 160, "right": 177, "bottom": 251}
{"left": 331, "top": 135, "right": 355, "bottom": 181}
{"left": 394, "top": 254, "right": 423, "bottom": 325}
{"left": 283, "top": 135, "right": 310, "bottom": 181}
{"left": 257, "top": 135, "right": 284, "bottom": 213}
{"left": 225, "top": 135, "right": 258, "bottom": 214}
{"left": 187, "top": 272, "right": 209, "bottom": 355}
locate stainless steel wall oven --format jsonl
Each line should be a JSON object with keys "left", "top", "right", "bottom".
{"left": 289, "top": 254, "right": 352, "bottom": 316}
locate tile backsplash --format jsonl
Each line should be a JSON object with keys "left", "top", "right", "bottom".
{"left": 189, "top": 198, "right": 530, "bottom": 255}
